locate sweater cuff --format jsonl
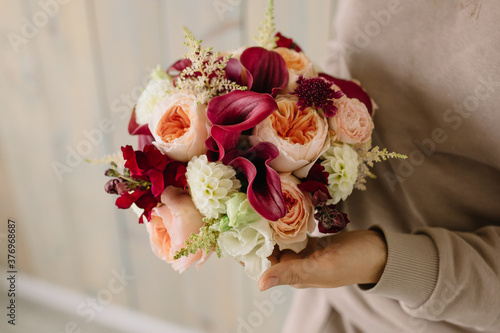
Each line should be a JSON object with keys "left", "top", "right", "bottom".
{"left": 359, "top": 226, "right": 439, "bottom": 308}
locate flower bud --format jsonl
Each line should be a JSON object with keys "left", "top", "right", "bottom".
{"left": 105, "top": 178, "right": 128, "bottom": 195}
{"left": 104, "top": 168, "right": 119, "bottom": 177}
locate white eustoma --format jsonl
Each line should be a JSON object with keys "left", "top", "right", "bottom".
{"left": 321, "top": 143, "right": 359, "bottom": 204}
{"left": 135, "top": 66, "right": 173, "bottom": 125}
{"left": 225, "top": 193, "right": 261, "bottom": 228}
{"left": 186, "top": 155, "right": 241, "bottom": 219}
{"left": 217, "top": 217, "right": 275, "bottom": 281}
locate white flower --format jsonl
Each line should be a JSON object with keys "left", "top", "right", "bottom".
{"left": 218, "top": 218, "right": 275, "bottom": 280}
{"left": 135, "top": 66, "right": 174, "bottom": 125}
{"left": 186, "top": 155, "right": 241, "bottom": 219}
{"left": 321, "top": 143, "right": 359, "bottom": 204}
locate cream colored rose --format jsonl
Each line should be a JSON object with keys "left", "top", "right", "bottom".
{"left": 269, "top": 174, "right": 315, "bottom": 253}
{"left": 146, "top": 186, "right": 208, "bottom": 273}
{"left": 329, "top": 97, "right": 374, "bottom": 144}
{"left": 249, "top": 95, "right": 330, "bottom": 178}
{"left": 149, "top": 93, "right": 210, "bottom": 162}
{"left": 273, "top": 47, "right": 316, "bottom": 94}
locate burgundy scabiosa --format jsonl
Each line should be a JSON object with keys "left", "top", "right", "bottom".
{"left": 292, "top": 76, "right": 344, "bottom": 118}
{"left": 315, "top": 205, "right": 350, "bottom": 234}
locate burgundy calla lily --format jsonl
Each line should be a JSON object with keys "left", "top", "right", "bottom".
{"left": 319, "top": 73, "right": 374, "bottom": 116}
{"left": 225, "top": 58, "right": 252, "bottom": 88}
{"left": 223, "top": 143, "right": 286, "bottom": 221}
{"left": 205, "top": 90, "right": 278, "bottom": 162}
{"left": 167, "top": 58, "right": 192, "bottom": 79}
{"left": 239, "top": 47, "right": 288, "bottom": 96}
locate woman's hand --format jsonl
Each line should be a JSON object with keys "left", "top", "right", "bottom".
{"left": 258, "top": 230, "right": 388, "bottom": 291}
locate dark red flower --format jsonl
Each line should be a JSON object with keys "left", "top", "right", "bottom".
{"left": 297, "top": 162, "right": 331, "bottom": 205}
{"left": 205, "top": 90, "right": 278, "bottom": 162}
{"left": 223, "top": 143, "right": 286, "bottom": 221}
{"left": 204, "top": 90, "right": 286, "bottom": 220}
{"left": 315, "top": 205, "right": 350, "bottom": 234}
{"left": 108, "top": 145, "right": 188, "bottom": 223}
{"left": 292, "top": 76, "right": 344, "bottom": 118}
{"left": 275, "top": 32, "right": 302, "bottom": 52}
{"left": 239, "top": 47, "right": 289, "bottom": 96}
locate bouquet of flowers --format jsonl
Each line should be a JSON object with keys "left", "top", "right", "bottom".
{"left": 98, "top": 1, "right": 405, "bottom": 280}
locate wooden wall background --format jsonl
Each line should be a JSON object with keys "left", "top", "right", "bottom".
{"left": 0, "top": 0, "right": 337, "bottom": 332}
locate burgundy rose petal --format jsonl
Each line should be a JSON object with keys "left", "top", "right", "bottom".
{"left": 206, "top": 90, "right": 278, "bottom": 161}
{"left": 275, "top": 32, "right": 302, "bottom": 52}
{"left": 319, "top": 73, "right": 374, "bottom": 116}
{"left": 226, "top": 142, "right": 286, "bottom": 221}
{"left": 240, "top": 47, "right": 288, "bottom": 96}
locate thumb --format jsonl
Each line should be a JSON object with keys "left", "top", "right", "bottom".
{"left": 258, "top": 258, "right": 319, "bottom": 291}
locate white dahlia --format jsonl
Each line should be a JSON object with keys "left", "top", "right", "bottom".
{"left": 186, "top": 155, "right": 241, "bottom": 219}
{"left": 321, "top": 143, "right": 359, "bottom": 205}
{"left": 135, "top": 65, "right": 174, "bottom": 125}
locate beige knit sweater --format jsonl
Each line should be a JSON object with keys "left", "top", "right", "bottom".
{"left": 282, "top": 1, "right": 500, "bottom": 332}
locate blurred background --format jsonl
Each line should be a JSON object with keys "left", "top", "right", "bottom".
{"left": 0, "top": 0, "right": 338, "bottom": 332}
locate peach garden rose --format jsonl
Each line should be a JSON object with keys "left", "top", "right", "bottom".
{"left": 249, "top": 95, "right": 330, "bottom": 178}
{"left": 273, "top": 47, "right": 316, "bottom": 94}
{"left": 149, "top": 92, "right": 211, "bottom": 162}
{"left": 268, "top": 174, "right": 315, "bottom": 253}
{"left": 146, "top": 186, "right": 208, "bottom": 273}
{"left": 329, "top": 97, "right": 374, "bottom": 144}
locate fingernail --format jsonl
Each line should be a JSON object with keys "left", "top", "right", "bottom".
{"left": 259, "top": 277, "right": 278, "bottom": 291}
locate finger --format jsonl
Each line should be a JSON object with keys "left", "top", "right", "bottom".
{"left": 258, "top": 256, "right": 322, "bottom": 291}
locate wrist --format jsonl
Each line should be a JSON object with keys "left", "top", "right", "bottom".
{"left": 365, "top": 230, "right": 388, "bottom": 284}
